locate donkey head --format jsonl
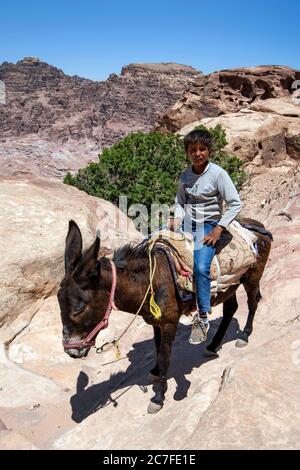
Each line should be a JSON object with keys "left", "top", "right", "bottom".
{"left": 57, "top": 220, "right": 108, "bottom": 358}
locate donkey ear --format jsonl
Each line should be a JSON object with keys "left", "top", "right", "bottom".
{"left": 74, "top": 231, "right": 101, "bottom": 281}
{"left": 64, "top": 220, "right": 83, "bottom": 274}
{"left": 82, "top": 235, "right": 100, "bottom": 267}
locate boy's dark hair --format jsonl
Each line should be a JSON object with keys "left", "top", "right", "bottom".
{"left": 183, "top": 129, "right": 213, "bottom": 153}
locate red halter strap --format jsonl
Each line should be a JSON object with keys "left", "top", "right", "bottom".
{"left": 63, "top": 260, "right": 118, "bottom": 350}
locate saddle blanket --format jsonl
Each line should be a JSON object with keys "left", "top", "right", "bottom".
{"left": 148, "top": 220, "right": 258, "bottom": 294}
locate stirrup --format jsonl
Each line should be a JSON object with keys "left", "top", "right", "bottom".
{"left": 189, "top": 316, "right": 209, "bottom": 345}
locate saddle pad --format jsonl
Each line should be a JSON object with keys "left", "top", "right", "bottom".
{"left": 210, "top": 220, "right": 258, "bottom": 280}
{"left": 148, "top": 221, "right": 258, "bottom": 294}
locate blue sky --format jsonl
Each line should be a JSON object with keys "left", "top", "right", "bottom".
{"left": 1, "top": 0, "right": 299, "bottom": 80}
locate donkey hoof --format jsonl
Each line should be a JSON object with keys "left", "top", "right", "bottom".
{"left": 147, "top": 400, "right": 163, "bottom": 414}
{"left": 235, "top": 338, "right": 248, "bottom": 348}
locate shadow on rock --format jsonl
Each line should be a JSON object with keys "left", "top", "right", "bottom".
{"left": 70, "top": 316, "right": 241, "bottom": 422}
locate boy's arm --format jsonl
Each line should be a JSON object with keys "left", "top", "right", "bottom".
{"left": 216, "top": 170, "right": 243, "bottom": 229}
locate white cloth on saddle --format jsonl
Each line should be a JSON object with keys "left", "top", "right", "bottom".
{"left": 148, "top": 221, "right": 258, "bottom": 294}
{"left": 210, "top": 220, "right": 258, "bottom": 293}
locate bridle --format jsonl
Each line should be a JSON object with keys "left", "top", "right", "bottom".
{"left": 62, "top": 260, "right": 118, "bottom": 351}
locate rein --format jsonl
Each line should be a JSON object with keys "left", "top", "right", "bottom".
{"left": 62, "top": 260, "right": 118, "bottom": 351}
{"left": 96, "top": 256, "right": 158, "bottom": 356}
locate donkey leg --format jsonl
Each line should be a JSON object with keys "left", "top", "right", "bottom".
{"left": 148, "top": 322, "right": 177, "bottom": 414}
{"left": 149, "top": 326, "right": 161, "bottom": 380}
{"left": 206, "top": 293, "right": 238, "bottom": 355}
{"left": 236, "top": 283, "right": 261, "bottom": 348}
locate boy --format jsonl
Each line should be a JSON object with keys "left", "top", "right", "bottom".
{"left": 170, "top": 129, "right": 242, "bottom": 344}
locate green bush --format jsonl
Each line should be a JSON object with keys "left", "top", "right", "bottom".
{"left": 64, "top": 127, "right": 246, "bottom": 231}
{"left": 65, "top": 132, "right": 186, "bottom": 207}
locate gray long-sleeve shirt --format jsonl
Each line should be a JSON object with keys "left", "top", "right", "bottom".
{"left": 174, "top": 162, "right": 242, "bottom": 229}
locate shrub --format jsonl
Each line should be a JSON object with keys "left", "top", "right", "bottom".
{"left": 64, "top": 132, "right": 186, "bottom": 208}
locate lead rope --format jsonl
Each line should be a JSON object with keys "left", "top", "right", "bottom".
{"left": 96, "top": 256, "right": 158, "bottom": 360}
{"left": 148, "top": 245, "right": 162, "bottom": 320}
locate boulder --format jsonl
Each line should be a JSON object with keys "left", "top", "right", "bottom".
{"left": 0, "top": 342, "right": 62, "bottom": 408}
{"left": 0, "top": 177, "right": 142, "bottom": 341}
{"left": 249, "top": 96, "right": 300, "bottom": 117}
{"left": 178, "top": 107, "right": 300, "bottom": 172}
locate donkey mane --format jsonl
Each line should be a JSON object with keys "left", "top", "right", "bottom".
{"left": 111, "top": 240, "right": 149, "bottom": 268}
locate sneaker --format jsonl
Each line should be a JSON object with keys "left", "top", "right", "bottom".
{"left": 179, "top": 314, "right": 195, "bottom": 326}
{"left": 189, "top": 314, "right": 210, "bottom": 345}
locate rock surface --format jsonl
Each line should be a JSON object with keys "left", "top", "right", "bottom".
{"left": 0, "top": 177, "right": 142, "bottom": 337}
{"left": 185, "top": 328, "right": 300, "bottom": 450}
{"left": 1, "top": 166, "right": 299, "bottom": 450}
{"left": 0, "top": 58, "right": 201, "bottom": 178}
{"left": 178, "top": 96, "right": 300, "bottom": 174}
{"left": 155, "top": 65, "right": 300, "bottom": 133}
{"left": 0, "top": 135, "right": 100, "bottom": 179}
{"left": 0, "top": 431, "right": 38, "bottom": 450}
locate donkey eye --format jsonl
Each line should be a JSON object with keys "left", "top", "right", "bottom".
{"left": 74, "top": 301, "right": 85, "bottom": 315}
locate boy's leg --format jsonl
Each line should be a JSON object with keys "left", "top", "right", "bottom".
{"left": 189, "top": 222, "right": 217, "bottom": 344}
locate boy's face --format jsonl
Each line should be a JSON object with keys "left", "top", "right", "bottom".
{"left": 187, "top": 142, "right": 210, "bottom": 172}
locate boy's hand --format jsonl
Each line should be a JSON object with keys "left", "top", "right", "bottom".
{"left": 203, "top": 225, "right": 224, "bottom": 247}
{"left": 168, "top": 217, "right": 182, "bottom": 231}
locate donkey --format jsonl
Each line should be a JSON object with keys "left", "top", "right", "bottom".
{"left": 57, "top": 218, "right": 272, "bottom": 413}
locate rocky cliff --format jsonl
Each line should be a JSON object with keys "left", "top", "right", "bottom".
{"left": 154, "top": 65, "right": 300, "bottom": 132}
{"left": 0, "top": 57, "right": 201, "bottom": 144}
{"left": 2, "top": 60, "right": 300, "bottom": 180}
{"left": 0, "top": 58, "right": 201, "bottom": 178}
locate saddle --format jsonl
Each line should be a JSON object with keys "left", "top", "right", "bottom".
{"left": 147, "top": 221, "right": 258, "bottom": 299}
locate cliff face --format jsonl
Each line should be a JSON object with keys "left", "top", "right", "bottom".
{"left": 0, "top": 57, "right": 201, "bottom": 146}
{"left": 1, "top": 59, "right": 299, "bottom": 179}
{"left": 0, "top": 58, "right": 202, "bottom": 178}
{"left": 154, "top": 65, "right": 300, "bottom": 132}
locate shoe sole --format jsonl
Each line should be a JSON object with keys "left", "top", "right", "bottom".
{"left": 188, "top": 336, "right": 207, "bottom": 345}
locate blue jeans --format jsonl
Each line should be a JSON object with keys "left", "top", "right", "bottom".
{"left": 193, "top": 221, "right": 218, "bottom": 313}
